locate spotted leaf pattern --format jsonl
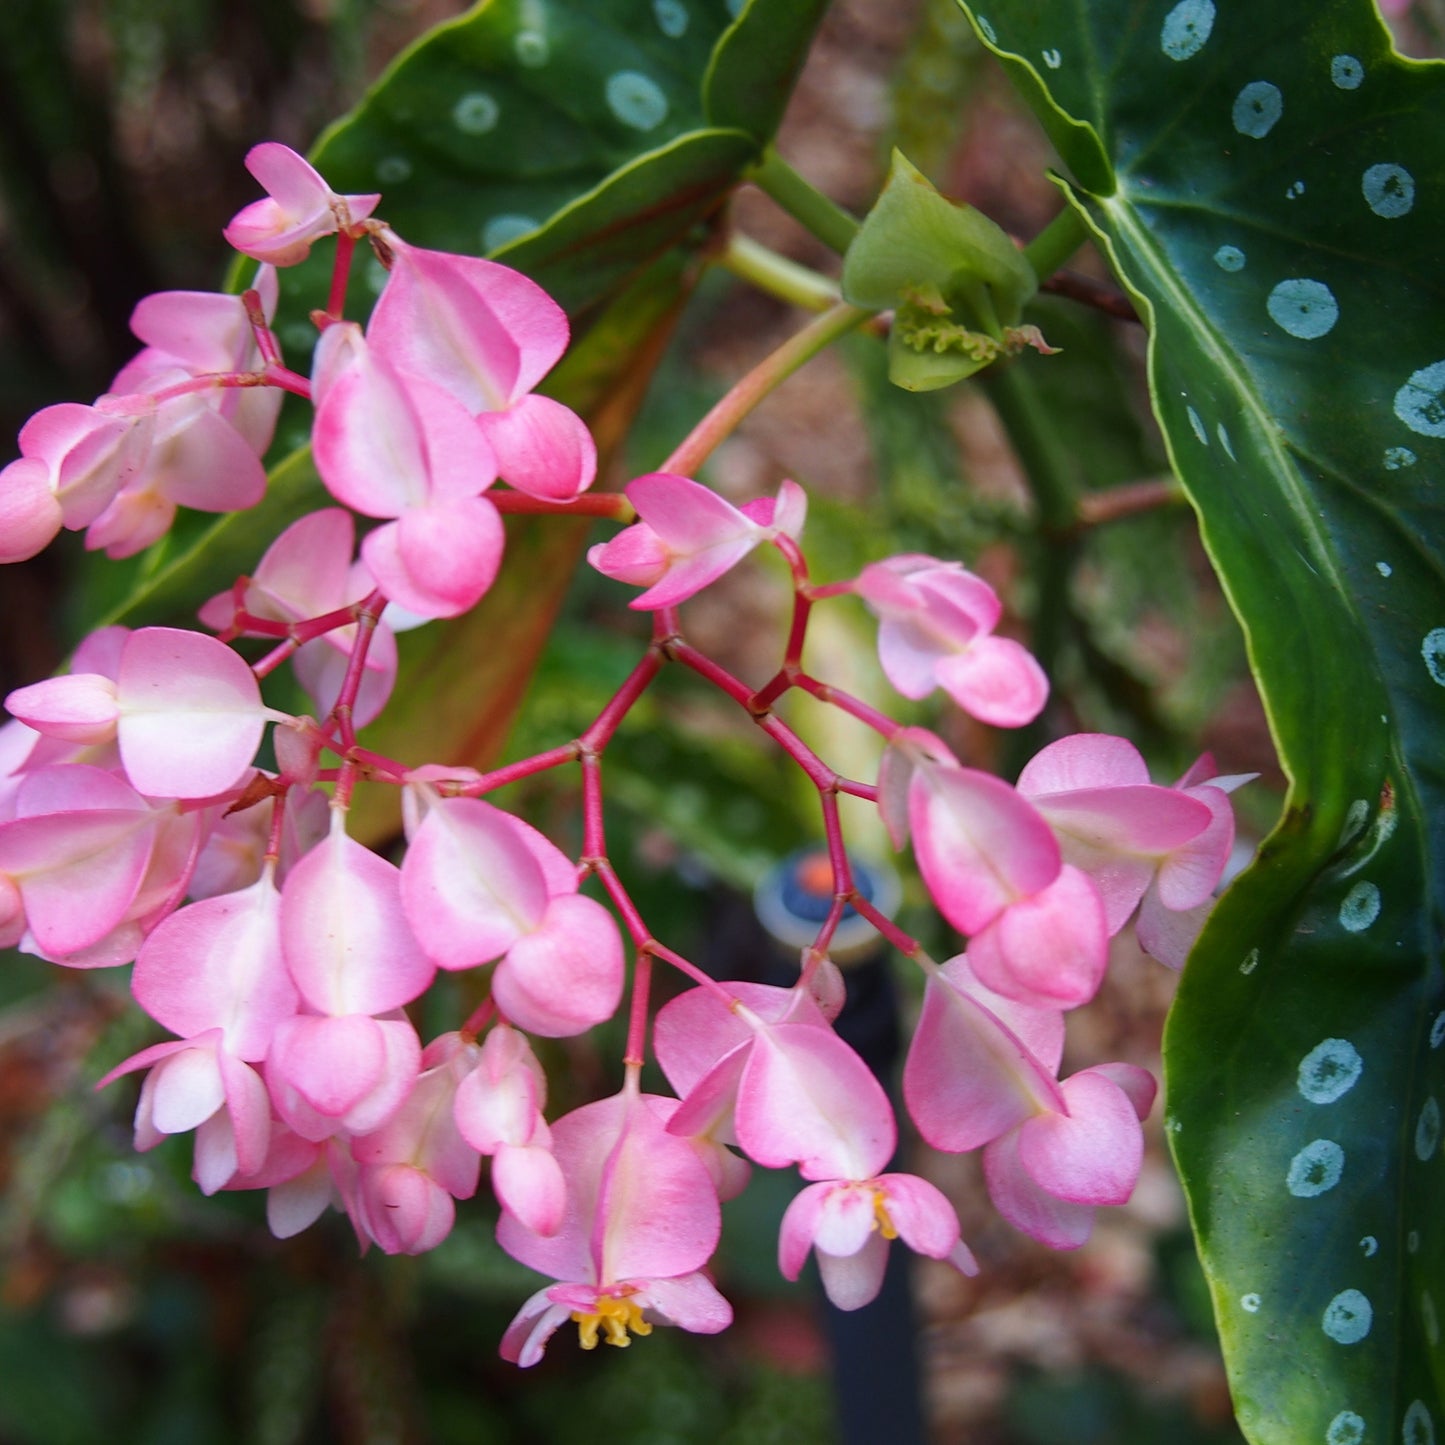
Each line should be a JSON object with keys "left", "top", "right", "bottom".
{"left": 957, "top": 1, "right": 1445, "bottom": 1439}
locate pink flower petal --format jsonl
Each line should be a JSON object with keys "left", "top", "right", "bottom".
{"left": 360, "top": 496, "right": 504, "bottom": 619}
{"left": 115, "top": 628, "right": 268, "bottom": 799}
{"left": 401, "top": 796, "right": 551, "bottom": 967}
{"left": 493, "top": 893, "right": 624, "bottom": 1037}
{"left": 934, "top": 634, "right": 1048, "bottom": 727}
{"left": 1015, "top": 1068, "right": 1144, "bottom": 1206}
{"left": 908, "top": 763, "right": 1060, "bottom": 934}
{"left": 983, "top": 1129, "right": 1097, "bottom": 1249}
{"left": 476, "top": 392, "right": 596, "bottom": 500}
{"left": 965, "top": 865, "right": 1109, "bottom": 1008}
{"left": 903, "top": 970, "right": 1063, "bottom": 1153}
{"left": 280, "top": 815, "right": 433, "bottom": 1015}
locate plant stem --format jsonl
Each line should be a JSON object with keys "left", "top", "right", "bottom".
{"left": 1075, "top": 477, "right": 1184, "bottom": 527}
{"left": 717, "top": 233, "right": 840, "bottom": 312}
{"left": 661, "top": 301, "right": 872, "bottom": 475}
{"left": 490, "top": 491, "right": 634, "bottom": 520}
{"left": 748, "top": 149, "right": 861, "bottom": 255}
{"left": 1023, "top": 205, "right": 1088, "bottom": 283}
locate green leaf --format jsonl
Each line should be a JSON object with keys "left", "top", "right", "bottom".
{"left": 277, "top": 0, "right": 831, "bottom": 323}
{"left": 702, "top": 0, "right": 831, "bottom": 141}
{"left": 957, "top": 1, "right": 1445, "bottom": 1441}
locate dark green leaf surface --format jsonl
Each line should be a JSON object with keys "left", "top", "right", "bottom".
{"left": 279, "top": 0, "right": 826, "bottom": 322}
{"left": 703, "top": 0, "right": 831, "bottom": 141}
{"left": 957, "top": 1, "right": 1445, "bottom": 1440}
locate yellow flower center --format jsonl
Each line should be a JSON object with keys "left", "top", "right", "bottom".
{"left": 872, "top": 1190, "right": 899, "bottom": 1241}
{"left": 571, "top": 1293, "right": 653, "bottom": 1351}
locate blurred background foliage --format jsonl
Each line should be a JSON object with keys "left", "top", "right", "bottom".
{"left": 10, "top": 0, "right": 1430, "bottom": 1439}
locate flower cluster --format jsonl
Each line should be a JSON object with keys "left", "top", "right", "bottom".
{"left": 0, "top": 144, "right": 1249, "bottom": 1364}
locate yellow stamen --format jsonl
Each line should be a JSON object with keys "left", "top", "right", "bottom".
{"left": 571, "top": 1293, "right": 653, "bottom": 1351}
{"left": 872, "top": 1190, "right": 899, "bottom": 1241}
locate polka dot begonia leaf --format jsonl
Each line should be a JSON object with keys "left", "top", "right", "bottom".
{"left": 960, "top": 1, "right": 1445, "bottom": 1441}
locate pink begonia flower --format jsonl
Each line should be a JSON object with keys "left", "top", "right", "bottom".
{"left": 82, "top": 382, "right": 268, "bottom": 559}
{"left": 0, "top": 402, "right": 154, "bottom": 562}
{"left": 263, "top": 811, "right": 430, "bottom": 1142}
{"left": 267, "top": 1011, "right": 422, "bottom": 1144}
{"left": 1016, "top": 734, "right": 1218, "bottom": 935}
{"left": 890, "top": 730, "right": 1108, "bottom": 1007}
{"left": 1135, "top": 753, "right": 1254, "bottom": 968}
{"left": 119, "top": 265, "right": 283, "bottom": 456}
{"left": 130, "top": 866, "right": 296, "bottom": 1061}
{"left": 280, "top": 808, "right": 434, "bottom": 1018}
{"left": 658, "top": 982, "right": 894, "bottom": 1183}
{"left": 99, "top": 1030, "right": 272, "bottom": 1195}
{"left": 223, "top": 143, "right": 379, "bottom": 267}
{"left": 400, "top": 793, "right": 623, "bottom": 1037}
{"left": 200, "top": 508, "right": 398, "bottom": 727}
{"left": 0, "top": 764, "right": 160, "bottom": 958}
{"left": 496, "top": 1086, "right": 730, "bottom": 1365}
{"left": 853, "top": 554, "right": 1048, "bottom": 727}
{"left": 7, "top": 626, "right": 279, "bottom": 799}
{"left": 350, "top": 1033, "right": 482, "bottom": 1255}
{"left": 898, "top": 954, "right": 1155, "bottom": 1248}
{"left": 452, "top": 1023, "right": 565, "bottom": 1236}
{"left": 311, "top": 322, "right": 504, "bottom": 619}
{"left": 903, "top": 954, "right": 1065, "bottom": 1155}
{"left": 589, "top": 474, "right": 807, "bottom": 610}
{"left": 982, "top": 1062, "right": 1156, "bottom": 1249}
{"left": 779, "top": 1171, "right": 977, "bottom": 1311}
{"left": 367, "top": 237, "right": 596, "bottom": 500}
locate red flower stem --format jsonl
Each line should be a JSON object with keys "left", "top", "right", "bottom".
{"left": 262, "top": 364, "right": 313, "bottom": 401}
{"left": 848, "top": 892, "right": 920, "bottom": 957}
{"left": 579, "top": 645, "right": 665, "bottom": 752}
{"left": 668, "top": 638, "right": 845, "bottom": 792}
{"left": 661, "top": 301, "right": 871, "bottom": 477}
{"left": 242, "top": 288, "right": 284, "bottom": 367}
{"left": 490, "top": 491, "right": 636, "bottom": 520}
{"left": 804, "top": 580, "right": 855, "bottom": 600}
{"left": 835, "top": 776, "right": 879, "bottom": 803}
{"left": 328, "top": 230, "right": 357, "bottom": 320}
{"left": 818, "top": 788, "right": 855, "bottom": 898}
{"left": 623, "top": 949, "right": 653, "bottom": 1067}
{"left": 253, "top": 638, "right": 299, "bottom": 679}
{"left": 647, "top": 939, "right": 739, "bottom": 1006}
{"left": 461, "top": 744, "right": 580, "bottom": 797}
{"left": 580, "top": 753, "right": 606, "bottom": 861}
{"left": 592, "top": 857, "right": 651, "bottom": 948}
{"left": 346, "top": 745, "right": 408, "bottom": 782}
{"left": 793, "top": 673, "right": 901, "bottom": 739}
{"left": 263, "top": 789, "right": 289, "bottom": 863}
{"left": 329, "top": 592, "right": 385, "bottom": 806}
{"left": 132, "top": 371, "right": 288, "bottom": 407}
{"left": 807, "top": 898, "right": 847, "bottom": 962}
{"left": 460, "top": 997, "right": 496, "bottom": 1041}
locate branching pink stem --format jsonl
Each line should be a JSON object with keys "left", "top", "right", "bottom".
{"left": 661, "top": 302, "right": 871, "bottom": 476}
{"left": 328, "top": 230, "right": 357, "bottom": 320}
{"left": 849, "top": 892, "right": 920, "bottom": 957}
{"left": 243, "top": 288, "right": 284, "bottom": 368}
{"left": 461, "top": 744, "right": 580, "bottom": 797}
{"left": 623, "top": 950, "right": 653, "bottom": 1067}
{"left": 490, "top": 491, "right": 636, "bottom": 520}
{"left": 461, "top": 997, "right": 497, "bottom": 1041}
{"left": 793, "top": 674, "right": 901, "bottom": 740}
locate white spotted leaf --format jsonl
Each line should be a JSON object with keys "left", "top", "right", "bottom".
{"left": 957, "top": 1, "right": 1445, "bottom": 1441}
